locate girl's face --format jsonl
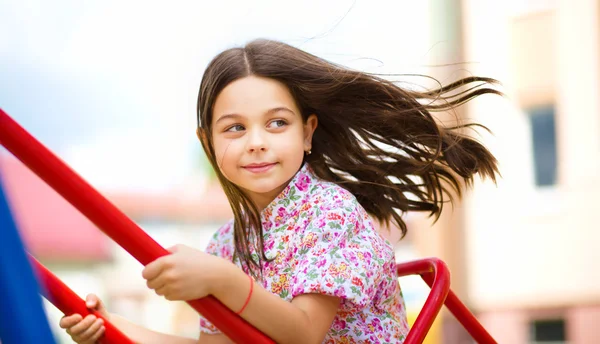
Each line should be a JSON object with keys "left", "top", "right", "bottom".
{"left": 211, "top": 76, "right": 317, "bottom": 210}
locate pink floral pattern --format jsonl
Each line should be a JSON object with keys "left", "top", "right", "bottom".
{"left": 200, "top": 164, "right": 409, "bottom": 343}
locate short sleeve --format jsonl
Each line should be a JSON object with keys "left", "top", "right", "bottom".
{"left": 204, "top": 220, "right": 234, "bottom": 259}
{"left": 290, "top": 197, "right": 387, "bottom": 312}
{"left": 199, "top": 221, "right": 234, "bottom": 335}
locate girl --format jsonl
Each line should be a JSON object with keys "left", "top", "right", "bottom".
{"left": 60, "top": 39, "right": 500, "bottom": 343}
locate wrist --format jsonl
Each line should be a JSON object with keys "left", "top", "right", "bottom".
{"left": 211, "top": 260, "right": 242, "bottom": 299}
{"left": 214, "top": 266, "right": 254, "bottom": 315}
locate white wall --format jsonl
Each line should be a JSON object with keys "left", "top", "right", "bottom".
{"left": 461, "top": 0, "right": 600, "bottom": 310}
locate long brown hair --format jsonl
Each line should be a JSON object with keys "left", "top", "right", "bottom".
{"left": 197, "top": 39, "right": 500, "bottom": 277}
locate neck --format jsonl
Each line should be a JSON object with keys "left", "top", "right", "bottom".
{"left": 245, "top": 184, "right": 287, "bottom": 211}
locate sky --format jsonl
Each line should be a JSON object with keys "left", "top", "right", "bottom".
{"left": 0, "top": 0, "right": 434, "bottom": 192}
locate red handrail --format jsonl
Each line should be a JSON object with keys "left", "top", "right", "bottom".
{"left": 396, "top": 258, "right": 497, "bottom": 344}
{"left": 0, "top": 108, "right": 274, "bottom": 344}
{"left": 29, "top": 255, "right": 134, "bottom": 343}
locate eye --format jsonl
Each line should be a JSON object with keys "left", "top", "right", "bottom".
{"left": 225, "top": 124, "right": 245, "bottom": 132}
{"left": 268, "top": 119, "right": 287, "bottom": 129}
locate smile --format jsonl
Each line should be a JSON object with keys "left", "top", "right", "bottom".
{"left": 242, "top": 163, "right": 277, "bottom": 174}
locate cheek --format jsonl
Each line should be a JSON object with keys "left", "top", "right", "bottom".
{"left": 276, "top": 141, "right": 304, "bottom": 157}
{"left": 212, "top": 138, "right": 241, "bottom": 169}
{"left": 274, "top": 131, "right": 306, "bottom": 154}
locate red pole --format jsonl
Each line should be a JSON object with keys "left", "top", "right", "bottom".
{"left": 396, "top": 258, "right": 497, "bottom": 344}
{"left": 425, "top": 284, "right": 497, "bottom": 343}
{"left": 0, "top": 108, "right": 274, "bottom": 344}
{"left": 397, "top": 259, "right": 450, "bottom": 344}
{"left": 29, "top": 255, "right": 134, "bottom": 344}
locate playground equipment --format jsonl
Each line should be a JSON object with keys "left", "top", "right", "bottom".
{"left": 0, "top": 108, "right": 497, "bottom": 343}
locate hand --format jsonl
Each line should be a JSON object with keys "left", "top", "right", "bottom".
{"left": 142, "top": 244, "right": 233, "bottom": 301}
{"left": 59, "top": 294, "right": 110, "bottom": 344}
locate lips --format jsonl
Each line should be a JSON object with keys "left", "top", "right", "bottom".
{"left": 242, "top": 162, "right": 277, "bottom": 173}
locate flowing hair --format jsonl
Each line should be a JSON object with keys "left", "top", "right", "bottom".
{"left": 197, "top": 39, "right": 500, "bottom": 277}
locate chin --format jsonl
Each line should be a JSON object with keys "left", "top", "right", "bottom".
{"left": 242, "top": 177, "right": 289, "bottom": 194}
{"left": 245, "top": 183, "right": 283, "bottom": 195}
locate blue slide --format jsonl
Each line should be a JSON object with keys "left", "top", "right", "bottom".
{"left": 0, "top": 172, "right": 56, "bottom": 343}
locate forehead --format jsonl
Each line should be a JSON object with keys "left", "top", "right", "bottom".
{"left": 212, "top": 76, "right": 299, "bottom": 119}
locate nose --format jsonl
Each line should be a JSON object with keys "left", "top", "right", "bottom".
{"left": 245, "top": 128, "right": 268, "bottom": 153}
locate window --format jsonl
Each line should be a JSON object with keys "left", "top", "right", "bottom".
{"left": 528, "top": 106, "right": 557, "bottom": 186}
{"left": 530, "top": 318, "right": 566, "bottom": 344}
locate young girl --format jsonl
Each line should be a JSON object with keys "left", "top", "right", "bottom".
{"left": 59, "top": 39, "right": 500, "bottom": 343}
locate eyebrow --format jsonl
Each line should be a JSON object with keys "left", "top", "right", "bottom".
{"left": 215, "top": 106, "right": 296, "bottom": 124}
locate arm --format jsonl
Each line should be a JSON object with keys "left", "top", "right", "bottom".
{"left": 141, "top": 220, "right": 342, "bottom": 343}
{"left": 198, "top": 333, "right": 235, "bottom": 344}
{"left": 60, "top": 294, "right": 204, "bottom": 344}
{"left": 213, "top": 264, "right": 341, "bottom": 344}
{"left": 108, "top": 313, "right": 198, "bottom": 344}
{"left": 111, "top": 310, "right": 244, "bottom": 344}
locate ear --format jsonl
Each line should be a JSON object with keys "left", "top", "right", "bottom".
{"left": 303, "top": 114, "right": 318, "bottom": 152}
{"left": 196, "top": 127, "right": 209, "bottom": 148}
{"left": 196, "top": 127, "right": 216, "bottom": 162}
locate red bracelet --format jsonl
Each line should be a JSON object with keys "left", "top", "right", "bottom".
{"left": 236, "top": 274, "right": 253, "bottom": 315}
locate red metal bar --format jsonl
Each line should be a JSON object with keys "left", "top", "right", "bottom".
{"left": 421, "top": 278, "right": 497, "bottom": 344}
{"left": 396, "top": 258, "right": 497, "bottom": 344}
{"left": 0, "top": 108, "right": 274, "bottom": 344}
{"left": 29, "top": 255, "right": 134, "bottom": 344}
{"left": 397, "top": 258, "right": 450, "bottom": 344}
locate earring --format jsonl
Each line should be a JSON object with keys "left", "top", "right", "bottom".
{"left": 306, "top": 150, "right": 312, "bottom": 155}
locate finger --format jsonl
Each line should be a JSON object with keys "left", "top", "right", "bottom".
{"left": 69, "top": 314, "right": 97, "bottom": 336}
{"left": 77, "top": 318, "right": 104, "bottom": 342}
{"left": 155, "top": 284, "right": 168, "bottom": 297}
{"left": 167, "top": 244, "right": 181, "bottom": 253}
{"left": 146, "top": 276, "right": 166, "bottom": 291}
{"left": 59, "top": 314, "right": 83, "bottom": 329}
{"left": 142, "top": 258, "right": 166, "bottom": 280}
{"left": 85, "top": 294, "right": 101, "bottom": 308}
{"left": 89, "top": 325, "right": 106, "bottom": 343}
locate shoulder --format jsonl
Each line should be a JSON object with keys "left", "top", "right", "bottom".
{"left": 300, "top": 179, "right": 372, "bottom": 236}
{"left": 292, "top": 181, "right": 395, "bottom": 306}
{"left": 308, "top": 179, "right": 367, "bottom": 221}
{"left": 302, "top": 179, "right": 393, "bottom": 253}
{"left": 205, "top": 219, "right": 235, "bottom": 259}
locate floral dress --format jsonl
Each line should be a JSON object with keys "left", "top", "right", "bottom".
{"left": 200, "top": 163, "right": 409, "bottom": 343}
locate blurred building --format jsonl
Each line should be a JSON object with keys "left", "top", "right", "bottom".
{"left": 412, "top": 1, "right": 600, "bottom": 343}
